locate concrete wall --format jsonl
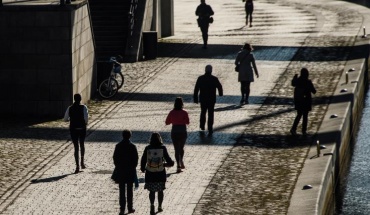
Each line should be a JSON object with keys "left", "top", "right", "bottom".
{"left": 0, "top": 1, "right": 96, "bottom": 117}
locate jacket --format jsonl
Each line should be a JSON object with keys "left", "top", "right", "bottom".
{"left": 113, "top": 139, "right": 138, "bottom": 184}
{"left": 235, "top": 50, "right": 258, "bottom": 82}
{"left": 193, "top": 73, "right": 223, "bottom": 104}
{"left": 292, "top": 75, "right": 316, "bottom": 111}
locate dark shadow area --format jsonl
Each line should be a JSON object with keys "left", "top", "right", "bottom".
{"left": 158, "top": 43, "right": 367, "bottom": 62}
{"left": 30, "top": 174, "right": 72, "bottom": 184}
{"left": 345, "top": 0, "right": 370, "bottom": 7}
{"left": 215, "top": 104, "right": 242, "bottom": 112}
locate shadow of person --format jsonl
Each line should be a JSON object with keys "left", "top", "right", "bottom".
{"left": 215, "top": 105, "right": 241, "bottom": 112}
{"left": 30, "top": 174, "right": 72, "bottom": 184}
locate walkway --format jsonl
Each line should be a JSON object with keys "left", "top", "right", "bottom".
{"left": 0, "top": 0, "right": 369, "bottom": 214}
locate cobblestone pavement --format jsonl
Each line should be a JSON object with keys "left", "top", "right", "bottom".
{"left": 0, "top": 0, "right": 368, "bottom": 214}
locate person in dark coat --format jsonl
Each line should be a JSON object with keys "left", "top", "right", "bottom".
{"left": 235, "top": 43, "right": 259, "bottom": 105}
{"left": 63, "top": 93, "right": 89, "bottom": 174}
{"left": 141, "top": 133, "right": 174, "bottom": 215}
{"left": 193, "top": 65, "right": 223, "bottom": 136}
{"left": 290, "top": 68, "right": 316, "bottom": 136}
{"left": 243, "top": 0, "right": 254, "bottom": 27}
{"left": 195, "top": 0, "right": 214, "bottom": 49}
{"left": 113, "top": 129, "right": 138, "bottom": 215}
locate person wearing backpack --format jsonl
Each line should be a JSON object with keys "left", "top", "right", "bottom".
{"left": 234, "top": 43, "right": 259, "bottom": 105}
{"left": 63, "top": 93, "right": 88, "bottom": 174}
{"left": 141, "top": 133, "right": 174, "bottom": 215}
{"left": 290, "top": 68, "right": 316, "bottom": 136}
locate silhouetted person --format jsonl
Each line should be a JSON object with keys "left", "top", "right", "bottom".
{"left": 235, "top": 43, "right": 259, "bottom": 105}
{"left": 141, "top": 133, "right": 174, "bottom": 215}
{"left": 193, "top": 65, "right": 223, "bottom": 136}
{"left": 63, "top": 93, "right": 88, "bottom": 174}
{"left": 196, "top": 0, "right": 214, "bottom": 49}
{"left": 243, "top": 0, "right": 254, "bottom": 27}
{"left": 290, "top": 68, "right": 316, "bottom": 136}
{"left": 113, "top": 130, "right": 138, "bottom": 215}
{"left": 165, "top": 97, "right": 189, "bottom": 173}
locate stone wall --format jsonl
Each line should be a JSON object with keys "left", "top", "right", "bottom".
{"left": 0, "top": 1, "right": 95, "bottom": 117}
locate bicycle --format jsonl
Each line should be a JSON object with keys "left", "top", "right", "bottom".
{"left": 98, "top": 56, "right": 125, "bottom": 98}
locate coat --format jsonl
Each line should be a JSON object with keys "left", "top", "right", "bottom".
{"left": 235, "top": 50, "right": 258, "bottom": 82}
{"left": 112, "top": 139, "right": 138, "bottom": 184}
{"left": 140, "top": 145, "right": 174, "bottom": 183}
{"left": 195, "top": 3, "right": 214, "bottom": 27}
{"left": 292, "top": 75, "right": 316, "bottom": 111}
{"left": 193, "top": 73, "right": 223, "bottom": 104}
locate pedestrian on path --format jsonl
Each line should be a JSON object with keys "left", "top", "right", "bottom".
{"left": 112, "top": 129, "right": 138, "bottom": 215}
{"left": 243, "top": 0, "right": 254, "bottom": 27}
{"left": 290, "top": 68, "right": 317, "bottom": 136}
{"left": 195, "top": 0, "right": 214, "bottom": 49}
{"left": 165, "top": 97, "right": 190, "bottom": 173}
{"left": 234, "top": 43, "right": 259, "bottom": 105}
{"left": 63, "top": 93, "right": 88, "bottom": 174}
{"left": 141, "top": 133, "right": 174, "bottom": 215}
{"left": 193, "top": 65, "right": 223, "bottom": 136}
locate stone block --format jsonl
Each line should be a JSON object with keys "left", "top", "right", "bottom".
{"left": 35, "top": 12, "right": 62, "bottom": 27}
{"left": 17, "top": 69, "right": 38, "bottom": 85}
{"left": 12, "top": 41, "right": 36, "bottom": 54}
{"left": 50, "top": 84, "right": 71, "bottom": 100}
{"left": 36, "top": 41, "right": 63, "bottom": 55}
{"left": 49, "top": 54, "right": 71, "bottom": 70}
{"left": 49, "top": 27, "right": 71, "bottom": 41}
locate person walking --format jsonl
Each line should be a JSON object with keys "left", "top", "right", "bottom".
{"left": 63, "top": 93, "right": 88, "bottom": 174}
{"left": 290, "top": 68, "right": 317, "bottom": 136}
{"left": 112, "top": 130, "right": 138, "bottom": 215}
{"left": 234, "top": 43, "right": 259, "bottom": 105}
{"left": 193, "top": 65, "right": 223, "bottom": 136}
{"left": 141, "top": 133, "right": 174, "bottom": 215}
{"left": 195, "top": 0, "right": 214, "bottom": 49}
{"left": 243, "top": 0, "right": 254, "bottom": 27}
{"left": 165, "top": 97, "right": 189, "bottom": 173}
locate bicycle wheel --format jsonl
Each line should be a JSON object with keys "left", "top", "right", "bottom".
{"left": 114, "top": 72, "right": 124, "bottom": 89}
{"left": 99, "top": 78, "right": 119, "bottom": 98}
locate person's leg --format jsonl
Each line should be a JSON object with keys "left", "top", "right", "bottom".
{"left": 149, "top": 191, "right": 155, "bottom": 214}
{"left": 248, "top": 8, "right": 253, "bottom": 26}
{"left": 200, "top": 103, "right": 207, "bottom": 130}
{"left": 79, "top": 129, "right": 86, "bottom": 169}
{"left": 302, "top": 111, "right": 309, "bottom": 135}
{"left": 158, "top": 191, "right": 164, "bottom": 211}
{"left": 240, "top": 81, "right": 246, "bottom": 104}
{"left": 200, "top": 25, "right": 209, "bottom": 48}
{"left": 119, "top": 183, "right": 127, "bottom": 213}
{"left": 171, "top": 132, "right": 181, "bottom": 170}
{"left": 207, "top": 103, "right": 215, "bottom": 134}
{"left": 245, "top": 82, "right": 251, "bottom": 104}
{"left": 245, "top": 4, "right": 249, "bottom": 25}
{"left": 127, "top": 183, "right": 134, "bottom": 212}
{"left": 179, "top": 132, "right": 187, "bottom": 169}
{"left": 291, "top": 110, "right": 303, "bottom": 134}
{"left": 70, "top": 129, "right": 80, "bottom": 173}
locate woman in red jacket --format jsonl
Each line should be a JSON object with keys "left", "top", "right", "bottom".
{"left": 165, "top": 97, "right": 190, "bottom": 173}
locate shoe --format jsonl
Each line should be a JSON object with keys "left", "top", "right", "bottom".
{"left": 177, "top": 167, "right": 182, "bottom": 173}
{"left": 202, "top": 45, "right": 207, "bottom": 49}
{"left": 245, "top": 100, "right": 249, "bottom": 104}
{"left": 180, "top": 162, "right": 185, "bottom": 169}
{"left": 246, "top": 20, "right": 248, "bottom": 25}
{"left": 158, "top": 206, "right": 163, "bottom": 212}
{"left": 302, "top": 131, "right": 307, "bottom": 136}
{"left": 290, "top": 129, "right": 297, "bottom": 136}
{"left": 128, "top": 208, "right": 135, "bottom": 213}
{"left": 240, "top": 99, "right": 244, "bottom": 105}
{"left": 81, "top": 163, "right": 86, "bottom": 169}
{"left": 250, "top": 24, "right": 253, "bottom": 27}
{"left": 200, "top": 126, "right": 205, "bottom": 131}
{"left": 207, "top": 131, "right": 213, "bottom": 137}
{"left": 150, "top": 205, "right": 155, "bottom": 215}
{"left": 119, "top": 210, "right": 124, "bottom": 215}
{"left": 74, "top": 167, "right": 80, "bottom": 174}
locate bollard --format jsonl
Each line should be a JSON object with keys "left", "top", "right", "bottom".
{"left": 316, "top": 140, "right": 321, "bottom": 157}
{"left": 345, "top": 71, "right": 348, "bottom": 84}
{"left": 363, "top": 26, "right": 367, "bottom": 38}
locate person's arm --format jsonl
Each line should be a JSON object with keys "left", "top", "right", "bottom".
{"left": 195, "top": 6, "right": 200, "bottom": 16}
{"left": 251, "top": 55, "right": 259, "bottom": 78}
{"left": 113, "top": 145, "right": 119, "bottom": 167}
{"left": 140, "top": 147, "right": 147, "bottom": 172}
{"left": 63, "top": 107, "right": 70, "bottom": 122}
{"left": 184, "top": 111, "right": 190, "bottom": 125}
{"left": 216, "top": 78, "right": 223, "bottom": 96}
{"left": 165, "top": 111, "right": 172, "bottom": 125}
{"left": 163, "top": 147, "right": 174, "bottom": 167}
{"left": 194, "top": 78, "right": 200, "bottom": 103}
{"left": 208, "top": 6, "right": 214, "bottom": 16}
{"left": 310, "top": 81, "right": 317, "bottom": 94}
{"left": 83, "top": 105, "right": 88, "bottom": 125}
{"left": 133, "top": 145, "right": 139, "bottom": 168}
{"left": 291, "top": 74, "right": 298, "bottom": 87}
